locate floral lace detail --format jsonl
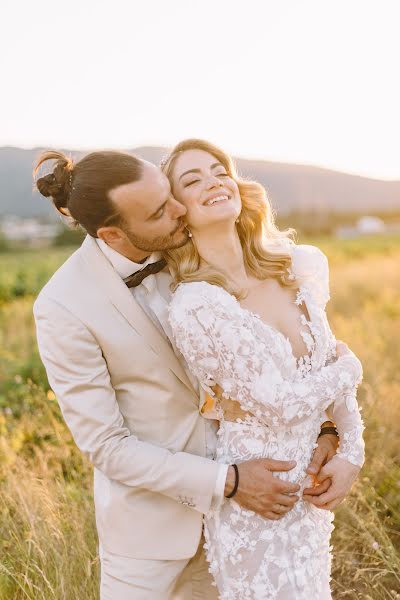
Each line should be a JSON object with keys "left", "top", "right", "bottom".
{"left": 168, "top": 244, "right": 364, "bottom": 599}
{"left": 334, "top": 391, "right": 365, "bottom": 466}
{"left": 169, "top": 282, "right": 362, "bottom": 430}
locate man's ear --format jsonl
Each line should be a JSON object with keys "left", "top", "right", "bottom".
{"left": 97, "top": 226, "right": 125, "bottom": 245}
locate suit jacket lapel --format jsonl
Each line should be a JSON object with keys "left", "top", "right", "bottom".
{"left": 79, "top": 236, "right": 197, "bottom": 397}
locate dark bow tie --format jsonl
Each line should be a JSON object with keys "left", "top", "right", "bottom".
{"left": 124, "top": 258, "right": 167, "bottom": 288}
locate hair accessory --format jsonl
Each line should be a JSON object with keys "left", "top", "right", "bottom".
{"left": 160, "top": 149, "right": 183, "bottom": 170}
{"left": 159, "top": 154, "right": 169, "bottom": 169}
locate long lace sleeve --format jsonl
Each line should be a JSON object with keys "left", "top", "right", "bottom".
{"left": 169, "top": 281, "right": 362, "bottom": 429}
{"left": 292, "top": 244, "right": 365, "bottom": 467}
{"left": 331, "top": 391, "right": 365, "bottom": 467}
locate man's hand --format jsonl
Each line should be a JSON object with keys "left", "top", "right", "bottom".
{"left": 304, "top": 431, "right": 339, "bottom": 498}
{"left": 224, "top": 459, "right": 300, "bottom": 520}
{"left": 303, "top": 456, "right": 361, "bottom": 510}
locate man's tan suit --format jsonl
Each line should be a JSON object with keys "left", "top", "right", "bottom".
{"left": 34, "top": 235, "right": 220, "bottom": 598}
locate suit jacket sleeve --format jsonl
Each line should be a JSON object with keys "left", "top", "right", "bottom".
{"left": 34, "top": 294, "right": 220, "bottom": 515}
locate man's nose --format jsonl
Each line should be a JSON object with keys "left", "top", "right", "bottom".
{"left": 171, "top": 199, "right": 187, "bottom": 218}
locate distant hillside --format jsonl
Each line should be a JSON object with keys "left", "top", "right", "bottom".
{"left": 1, "top": 146, "right": 399, "bottom": 219}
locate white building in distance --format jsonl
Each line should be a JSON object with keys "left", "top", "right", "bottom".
{"left": 0, "top": 216, "right": 61, "bottom": 247}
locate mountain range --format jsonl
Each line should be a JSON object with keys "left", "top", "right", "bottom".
{"left": 1, "top": 146, "right": 399, "bottom": 219}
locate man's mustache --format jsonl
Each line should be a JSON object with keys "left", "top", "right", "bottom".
{"left": 171, "top": 219, "right": 185, "bottom": 235}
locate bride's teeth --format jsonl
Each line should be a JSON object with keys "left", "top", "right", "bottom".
{"left": 205, "top": 195, "right": 228, "bottom": 206}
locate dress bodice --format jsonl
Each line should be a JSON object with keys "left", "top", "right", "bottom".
{"left": 169, "top": 244, "right": 364, "bottom": 466}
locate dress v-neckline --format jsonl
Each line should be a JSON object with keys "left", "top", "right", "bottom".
{"left": 237, "top": 284, "right": 316, "bottom": 364}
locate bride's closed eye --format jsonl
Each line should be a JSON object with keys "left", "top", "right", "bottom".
{"left": 183, "top": 171, "right": 228, "bottom": 187}
{"left": 183, "top": 179, "right": 200, "bottom": 187}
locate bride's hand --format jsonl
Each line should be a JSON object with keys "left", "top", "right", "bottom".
{"left": 303, "top": 455, "right": 361, "bottom": 510}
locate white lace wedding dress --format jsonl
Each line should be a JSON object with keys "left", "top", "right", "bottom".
{"left": 169, "top": 244, "right": 365, "bottom": 600}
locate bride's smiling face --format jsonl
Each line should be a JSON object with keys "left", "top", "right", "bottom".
{"left": 170, "top": 149, "right": 242, "bottom": 231}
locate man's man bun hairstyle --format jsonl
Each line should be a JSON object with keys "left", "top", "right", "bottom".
{"left": 35, "top": 151, "right": 74, "bottom": 215}
{"left": 34, "top": 150, "right": 144, "bottom": 236}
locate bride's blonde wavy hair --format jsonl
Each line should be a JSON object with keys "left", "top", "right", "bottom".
{"left": 161, "top": 139, "right": 296, "bottom": 298}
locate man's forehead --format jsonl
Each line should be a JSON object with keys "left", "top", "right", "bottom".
{"left": 112, "top": 163, "right": 167, "bottom": 198}
{"left": 138, "top": 161, "right": 169, "bottom": 189}
{"left": 109, "top": 162, "right": 169, "bottom": 218}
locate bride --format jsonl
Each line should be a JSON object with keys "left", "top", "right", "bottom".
{"left": 161, "top": 139, "right": 365, "bottom": 599}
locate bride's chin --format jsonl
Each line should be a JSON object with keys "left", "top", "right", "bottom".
{"left": 202, "top": 214, "right": 239, "bottom": 229}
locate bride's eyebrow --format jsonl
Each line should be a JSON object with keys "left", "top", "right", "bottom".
{"left": 178, "top": 163, "right": 224, "bottom": 181}
{"left": 179, "top": 168, "right": 201, "bottom": 181}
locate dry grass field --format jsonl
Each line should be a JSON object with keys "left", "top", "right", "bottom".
{"left": 0, "top": 236, "right": 399, "bottom": 599}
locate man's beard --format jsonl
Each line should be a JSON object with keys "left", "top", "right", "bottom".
{"left": 124, "top": 221, "right": 189, "bottom": 253}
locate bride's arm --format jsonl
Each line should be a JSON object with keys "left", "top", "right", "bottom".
{"left": 304, "top": 388, "right": 365, "bottom": 510}
{"left": 304, "top": 351, "right": 365, "bottom": 508}
{"left": 329, "top": 343, "right": 365, "bottom": 468}
{"left": 331, "top": 391, "right": 365, "bottom": 467}
{"left": 316, "top": 344, "right": 365, "bottom": 469}
{"left": 294, "top": 245, "right": 365, "bottom": 468}
{"left": 169, "top": 282, "right": 362, "bottom": 428}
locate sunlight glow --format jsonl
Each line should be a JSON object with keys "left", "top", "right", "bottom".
{"left": 1, "top": 0, "right": 399, "bottom": 179}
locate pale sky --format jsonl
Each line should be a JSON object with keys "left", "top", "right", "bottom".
{"left": 1, "top": 0, "right": 399, "bottom": 179}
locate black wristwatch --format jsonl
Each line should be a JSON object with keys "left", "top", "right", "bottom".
{"left": 318, "top": 426, "right": 339, "bottom": 438}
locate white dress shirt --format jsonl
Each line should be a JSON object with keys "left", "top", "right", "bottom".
{"left": 96, "top": 239, "right": 228, "bottom": 509}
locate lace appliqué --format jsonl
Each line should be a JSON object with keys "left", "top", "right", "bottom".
{"left": 168, "top": 244, "right": 364, "bottom": 600}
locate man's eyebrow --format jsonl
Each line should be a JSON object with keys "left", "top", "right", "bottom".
{"left": 148, "top": 200, "right": 167, "bottom": 219}
{"left": 178, "top": 162, "right": 224, "bottom": 182}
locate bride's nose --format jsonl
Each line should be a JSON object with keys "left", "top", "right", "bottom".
{"left": 205, "top": 175, "right": 223, "bottom": 189}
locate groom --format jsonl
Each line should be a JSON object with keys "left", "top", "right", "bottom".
{"left": 34, "top": 149, "right": 345, "bottom": 600}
